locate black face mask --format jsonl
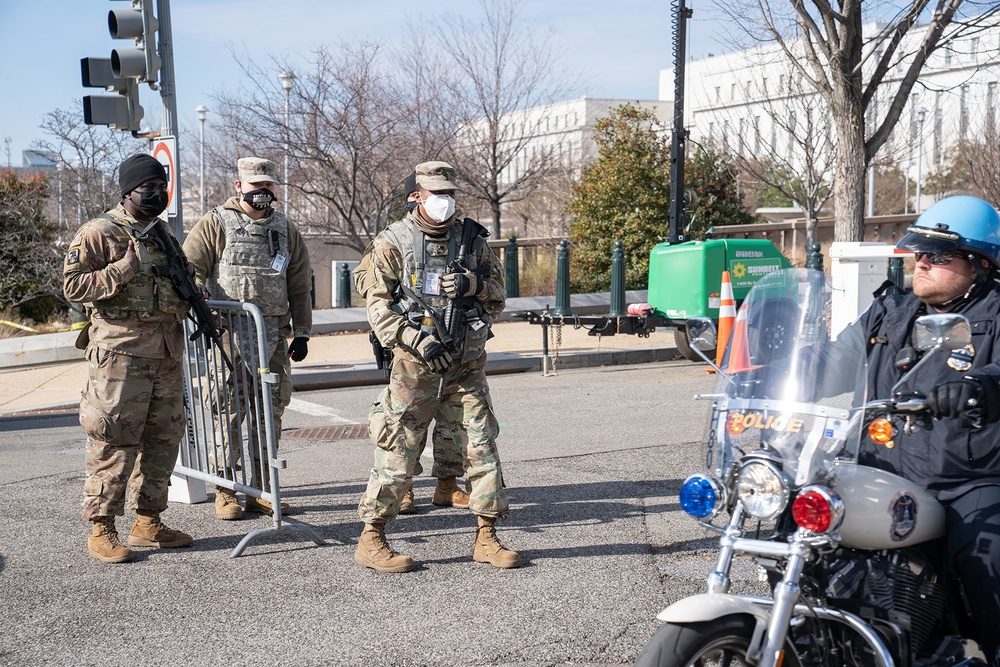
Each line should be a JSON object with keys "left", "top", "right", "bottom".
{"left": 133, "top": 190, "right": 169, "bottom": 217}
{"left": 406, "top": 200, "right": 418, "bottom": 214}
{"left": 242, "top": 188, "right": 276, "bottom": 211}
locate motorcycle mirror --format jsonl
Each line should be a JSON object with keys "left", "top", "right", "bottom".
{"left": 687, "top": 317, "right": 718, "bottom": 351}
{"left": 891, "top": 313, "right": 972, "bottom": 396}
{"left": 912, "top": 314, "right": 972, "bottom": 352}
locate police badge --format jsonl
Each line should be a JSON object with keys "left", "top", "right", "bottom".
{"left": 947, "top": 343, "right": 975, "bottom": 372}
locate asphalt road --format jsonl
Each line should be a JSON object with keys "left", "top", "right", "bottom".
{"left": 0, "top": 361, "right": 747, "bottom": 667}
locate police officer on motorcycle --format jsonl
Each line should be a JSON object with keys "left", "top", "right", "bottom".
{"left": 824, "top": 195, "right": 1000, "bottom": 665}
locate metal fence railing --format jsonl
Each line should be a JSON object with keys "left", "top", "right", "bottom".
{"left": 175, "top": 300, "right": 325, "bottom": 557}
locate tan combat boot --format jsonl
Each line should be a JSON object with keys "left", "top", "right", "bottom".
{"left": 244, "top": 495, "right": 291, "bottom": 516}
{"left": 432, "top": 476, "right": 470, "bottom": 509}
{"left": 473, "top": 515, "right": 521, "bottom": 569}
{"left": 399, "top": 485, "right": 417, "bottom": 515}
{"left": 215, "top": 486, "right": 243, "bottom": 520}
{"left": 87, "top": 517, "right": 134, "bottom": 563}
{"left": 128, "top": 510, "right": 194, "bottom": 548}
{"left": 354, "top": 522, "right": 415, "bottom": 573}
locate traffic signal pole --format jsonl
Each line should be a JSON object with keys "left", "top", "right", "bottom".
{"left": 156, "top": 0, "right": 183, "bottom": 237}
{"left": 82, "top": 0, "right": 183, "bottom": 238}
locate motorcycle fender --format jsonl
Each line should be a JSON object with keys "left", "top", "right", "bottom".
{"left": 656, "top": 593, "right": 770, "bottom": 625}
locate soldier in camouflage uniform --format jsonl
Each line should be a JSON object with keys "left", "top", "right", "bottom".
{"left": 354, "top": 171, "right": 469, "bottom": 516}
{"left": 183, "top": 157, "right": 312, "bottom": 520}
{"left": 355, "top": 161, "right": 520, "bottom": 572}
{"left": 63, "top": 153, "right": 194, "bottom": 564}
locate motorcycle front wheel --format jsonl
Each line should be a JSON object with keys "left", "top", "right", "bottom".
{"left": 635, "top": 615, "right": 802, "bottom": 667}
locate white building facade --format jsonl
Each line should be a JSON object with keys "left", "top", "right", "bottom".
{"left": 658, "top": 22, "right": 1000, "bottom": 212}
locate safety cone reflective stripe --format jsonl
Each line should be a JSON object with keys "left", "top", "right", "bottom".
{"left": 725, "top": 305, "right": 752, "bottom": 374}
{"left": 715, "top": 270, "right": 736, "bottom": 368}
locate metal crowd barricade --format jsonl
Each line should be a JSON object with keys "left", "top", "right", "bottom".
{"left": 176, "top": 300, "right": 325, "bottom": 557}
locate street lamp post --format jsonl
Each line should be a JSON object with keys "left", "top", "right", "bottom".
{"left": 195, "top": 105, "right": 208, "bottom": 216}
{"left": 278, "top": 70, "right": 295, "bottom": 211}
{"left": 916, "top": 108, "right": 928, "bottom": 214}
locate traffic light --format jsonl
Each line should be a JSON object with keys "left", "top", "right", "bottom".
{"left": 108, "top": 1, "right": 160, "bottom": 84}
{"left": 81, "top": 57, "right": 144, "bottom": 132}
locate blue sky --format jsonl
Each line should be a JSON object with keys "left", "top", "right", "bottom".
{"left": 0, "top": 1, "right": 733, "bottom": 165}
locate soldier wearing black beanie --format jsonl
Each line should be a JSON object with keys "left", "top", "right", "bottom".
{"left": 119, "top": 153, "right": 167, "bottom": 197}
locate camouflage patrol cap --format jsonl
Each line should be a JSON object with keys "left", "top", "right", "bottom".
{"left": 237, "top": 157, "right": 279, "bottom": 185}
{"left": 414, "top": 161, "right": 461, "bottom": 192}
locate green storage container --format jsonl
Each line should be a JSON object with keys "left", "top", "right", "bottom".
{"left": 647, "top": 239, "right": 790, "bottom": 320}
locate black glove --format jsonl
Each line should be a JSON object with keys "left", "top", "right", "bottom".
{"left": 441, "top": 269, "right": 482, "bottom": 298}
{"left": 416, "top": 335, "right": 452, "bottom": 372}
{"left": 288, "top": 337, "right": 309, "bottom": 362}
{"left": 925, "top": 379, "right": 981, "bottom": 419}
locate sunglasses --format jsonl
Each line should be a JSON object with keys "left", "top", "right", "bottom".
{"left": 913, "top": 251, "right": 963, "bottom": 265}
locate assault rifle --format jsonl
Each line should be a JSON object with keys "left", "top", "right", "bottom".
{"left": 438, "top": 218, "right": 489, "bottom": 398}
{"left": 136, "top": 219, "right": 234, "bottom": 372}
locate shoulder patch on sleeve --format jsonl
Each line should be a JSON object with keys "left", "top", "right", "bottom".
{"left": 66, "top": 248, "right": 81, "bottom": 265}
{"left": 69, "top": 234, "right": 83, "bottom": 248}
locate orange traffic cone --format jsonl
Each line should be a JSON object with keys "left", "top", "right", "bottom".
{"left": 715, "top": 270, "right": 736, "bottom": 368}
{"left": 725, "top": 304, "right": 752, "bottom": 374}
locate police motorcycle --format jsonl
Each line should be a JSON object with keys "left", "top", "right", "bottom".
{"left": 637, "top": 267, "right": 986, "bottom": 667}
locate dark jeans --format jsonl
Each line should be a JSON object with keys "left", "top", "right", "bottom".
{"left": 945, "top": 484, "right": 1000, "bottom": 666}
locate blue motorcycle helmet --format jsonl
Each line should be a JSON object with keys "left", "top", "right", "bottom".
{"left": 897, "top": 195, "right": 1000, "bottom": 270}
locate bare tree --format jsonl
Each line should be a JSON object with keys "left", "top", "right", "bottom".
{"left": 438, "top": 0, "right": 578, "bottom": 238}
{"left": 32, "top": 106, "right": 146, "bottom": 236}
{"left": 710, "top": 68, "right": 836, "bottom": 248}
{"left": 722, "top": 0, "right": 1000, "bottom": 241}
{"left": 213, "top": 43, "right": 451, "bottom": 252}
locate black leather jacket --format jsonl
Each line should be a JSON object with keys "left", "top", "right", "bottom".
{"left": 824, "top": 285, "right": 1000, "bottom": 501}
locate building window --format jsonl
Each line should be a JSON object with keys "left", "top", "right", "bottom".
{"left": 708, "top": 121, "right": 715, "bottom": 138}
{"left": 933, "top": 92, "right": 943, "bottom": 166}
{"left": 960, "top": 84, "right": 969, "bottom": 140}
{"left": 715, "top": 86, "right": 721, "bottom": 103}
{"left": 730, "top": 82, "right": 737, "bottom": 102}
{"left": 987, "top": 82, "right": 997, "bottom": 136}
{"left": 779, "top": 74, "right": 785, "bottom": 94}
{"left": 971, "top": 37, "right": 979, "bottom": 62}
{"left": 944, "top": 50, "right": 952, "bottom": 67}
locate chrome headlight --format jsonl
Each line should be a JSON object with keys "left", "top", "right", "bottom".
{"left": 736, "top": 460, "right": 789, "bottom": 520}
{"left": 679, "top": 473, "right": 725, "bottom": 519}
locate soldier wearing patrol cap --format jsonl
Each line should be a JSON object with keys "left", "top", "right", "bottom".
{"left": 354, "top": 171, "right": 470, "bottom": 516}
{"left": 355, "top": 160, "right": 520, "bottom": 572}
{"left": 64, "top": 153, "right": 194, "bottom": 563}
{"left": 183, "top": 157, "right": 313, "bottom": 520}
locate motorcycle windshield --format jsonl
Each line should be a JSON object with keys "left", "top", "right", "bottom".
{"left": 706, "top": 268, "right": 861, "bottom": 486}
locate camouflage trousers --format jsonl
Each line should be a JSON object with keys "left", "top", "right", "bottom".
{"left": 210, "top": 322, "right": 291, "bottom": 487}
{"left": 79, "top": 346, "right": 185, "bottom": 520}
{"left": 358, "top": 356, "right": 508, "bottom": 522}
{"left": 369, "top": 386, "right": 463, "bottom": 480}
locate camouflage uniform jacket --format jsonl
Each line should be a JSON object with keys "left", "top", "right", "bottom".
{"left": 63, "top": 204, "right": 188, "bottom": 359}
{"left": 366, "top": 213, "right": 505, "bottom": 363}
{"left": 183, "top": 196, "right": 313, "bottom": 339}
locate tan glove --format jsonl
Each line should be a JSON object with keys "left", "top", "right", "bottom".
{"left": 441, "top": 269, "right": 483, "bottom": 298}
{"left": 416, "top": 335, "right": 452, "bottom": 372}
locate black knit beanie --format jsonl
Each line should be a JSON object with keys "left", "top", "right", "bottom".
{"left": 403, "top": 171, "right": 417, "bottom": 198}
{"left": 119, "top": 153, "right": 167, "bottom": 197}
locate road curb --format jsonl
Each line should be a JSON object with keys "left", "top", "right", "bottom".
{"left": 0, "top": 347, "right": 682, "bottom": 418}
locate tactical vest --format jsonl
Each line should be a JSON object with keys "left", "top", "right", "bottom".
{"left": 206, "top": 206, "right": 290, "bottom": 316}
{"left": 89, "top": 212, "right": 188, "bottom": 321}
{"left": 383, "top": 217, "right": 490, "bottom": 363}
